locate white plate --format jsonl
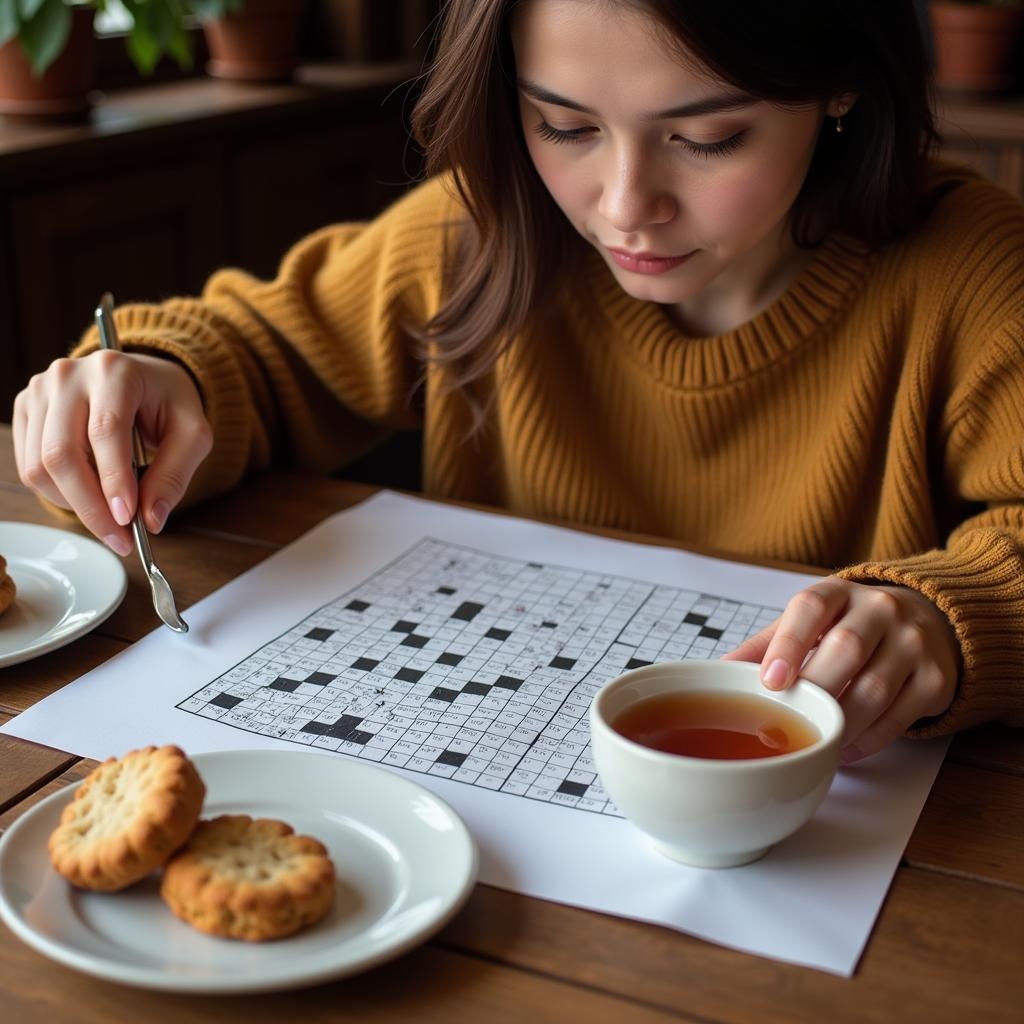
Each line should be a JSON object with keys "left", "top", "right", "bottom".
{"left": 0, "top": 522, "right": 127, "bottom": 669}
{"left": 0, "top": 749, "right": 478, "bottom": 993}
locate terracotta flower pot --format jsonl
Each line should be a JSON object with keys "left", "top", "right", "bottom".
{"left": 929, "top": 2, "right": 1024, "bottom": 92}
{"left": 203, "top": 0, "right": 306, "bottom": 82}
{"left": 0, "top": 6, "right": 96, "bottom": 117}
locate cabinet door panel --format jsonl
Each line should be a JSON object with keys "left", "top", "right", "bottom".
{"left": 10, "top": 158, "right": 227, "bottom": 387}
{"left": 232, "top": 121, "right": 410, "bottom": 278}
{"left": 0, "top": 212, "right": 20, "bottom": 421}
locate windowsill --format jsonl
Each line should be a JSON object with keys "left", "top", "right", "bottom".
{"left": 0, "top": 61, "right": 420, "bottom": 164}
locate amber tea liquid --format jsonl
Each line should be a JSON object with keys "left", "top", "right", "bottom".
{"left": 611, "top": 690, "right": 819, "bottom": 760}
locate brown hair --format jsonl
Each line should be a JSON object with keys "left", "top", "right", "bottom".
{"left": 410, "top": 0, "right": 939, "bottom": 389}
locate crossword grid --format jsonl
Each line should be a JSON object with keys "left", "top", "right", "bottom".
{"left": 177, "top": 538, "right": 782, "bottom": 815}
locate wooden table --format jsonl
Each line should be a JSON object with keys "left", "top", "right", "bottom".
{"left": 0, "top": 424, "right": 1021, "bottom": 1023}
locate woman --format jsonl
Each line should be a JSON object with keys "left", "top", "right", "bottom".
{"left": 12, "top": 0, "right": 1024, "bottom": 760}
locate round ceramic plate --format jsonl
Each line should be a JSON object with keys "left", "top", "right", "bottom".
{"left": 0, "top": 749, "right": 478, "bottom": 993}
{"left": 0, "top": 522, "right": 127, "bottom": 669}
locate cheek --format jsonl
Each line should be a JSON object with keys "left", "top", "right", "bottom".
{"left": 525, "top": 139, "right": 591, "bottom": 219}
{"left": 692, "top": 162, "right": 804, "bottom": 242}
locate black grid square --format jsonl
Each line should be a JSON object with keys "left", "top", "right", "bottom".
{"left": 304, "top": 671, "right": 335, "bottom": 686}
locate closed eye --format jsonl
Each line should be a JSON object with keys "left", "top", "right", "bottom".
{"left": 533, "top": 121, "right": 598, "bottom": 145}
{"left": 675, "top": 130, "right": 748, "bottom": 159}
{"left": 533, "top": 120, "right": 748, "bottom": 159}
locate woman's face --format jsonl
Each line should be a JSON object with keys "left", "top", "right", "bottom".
{"left": 512, "top": 0, "right": 833, "bottom": 324}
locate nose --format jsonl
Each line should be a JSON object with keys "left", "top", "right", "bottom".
{"left": 597, "top": 145, "right": 677, "bottom": 233}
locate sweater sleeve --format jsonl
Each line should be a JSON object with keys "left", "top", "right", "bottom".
{"left": 836, "top": 321, "right": 1024, "bottom": 738}
{"left": 71, "top": 176, "right": 463, "bottom": 507}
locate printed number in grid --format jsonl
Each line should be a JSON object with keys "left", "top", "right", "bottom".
{"left": 177, "top": 538, "right": 781, "bottom": 814}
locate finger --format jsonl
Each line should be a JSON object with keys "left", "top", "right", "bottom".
{"left": 797, "top": 595, "right": 893, "bottom": 696}
{"left": 11, "top": 391, "right": 28, "bottom": 488}
{"left": 137, "top": 412, "right": 213, "bottom": 533}
{"left": 760, "top": 581, "right": 850, "bottom": 691}
{"left": 40, "top": 386, "right": 131, "bottom": 555}
{"left": 834, "top": 634, "right": 916, "bottom": 750}
{"left": 839, "top": 667, "right": 929, "bottom": 765}
{"left": 840, "top": 662, "right": 946, "bottom": 763}
{"left": 17, "top": 383, "right": 71, "bottom": 509}
{"left": 85, "top": 354, "right": 144, "bottom": 527}
{"left": 720, "top": 619, "right": 777, "bottom": 664}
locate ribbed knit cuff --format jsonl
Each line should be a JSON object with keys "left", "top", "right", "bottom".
{"left": 836, "top": 529, "right": 1024, "bottom": 738}
{"left": 72, "top": 303, "right": 254, "bottom": 508}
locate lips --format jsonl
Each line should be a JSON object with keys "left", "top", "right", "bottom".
{"left": 605, "top": 247, "right": 697, "bottom": 275}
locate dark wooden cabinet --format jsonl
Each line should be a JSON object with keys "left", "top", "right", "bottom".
{"left": 232, "top": 119, "right": 410, "bottom": 279}
{"left": 0, "top": 64, "right": 417, "bottom": 416}
{"left": 10, "top": 156, "right": 228, "bottom": 372}
{"left": 936, "top": 93, "right": 1024, "bottom": 198}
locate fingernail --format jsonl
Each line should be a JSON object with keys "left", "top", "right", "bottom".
{"left": 151, "top": 500, "right": 169, "bottom": 533}
{"left": 110, "top": 496, "right": 131, "bottom": 526}
{"left": 763, "top": 659, "right": 790, "bottom": 689}
{"left": 841, "top": 744, "right": 864, "bottom": 765}
{"left": 103, "top": 533, "right": 132, "bottom": 558}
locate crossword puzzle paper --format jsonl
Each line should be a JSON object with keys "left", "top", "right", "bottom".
{"left": 178, "top": 537, "right": 780, "bottom": 812}
{"left": 2, "top": 492, "right": 948, "bottom": 976}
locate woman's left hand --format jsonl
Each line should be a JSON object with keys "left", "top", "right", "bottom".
{"left": 721, "top": 578, "right": 961, "bottom": 763}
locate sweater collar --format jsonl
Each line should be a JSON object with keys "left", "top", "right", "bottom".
{"left": 585, "top": 232, "right": 875, "bottom": 388}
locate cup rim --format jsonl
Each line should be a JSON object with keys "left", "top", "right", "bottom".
{"left": 589, "top": 660, "right": 844, "bottom": 771}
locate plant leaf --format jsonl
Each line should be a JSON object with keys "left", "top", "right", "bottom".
{"left": 125, "top": 21, "right": 160, "bottom": 74}
{"left": 19, "top": 0, "right": 71, "bottom": 76}
{"left": 154, "top": 0, "right": 192, "bottom": 69}
{"left": 121, "top": 0, "right": 192, "bottom": 74}
{"left": 18, "top": 0, "right": 47, "bottom": 22}
{"left": 0, "top": 1, "right": 20, "bottom": 48}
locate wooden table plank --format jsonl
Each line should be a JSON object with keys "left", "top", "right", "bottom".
{"left": 437, "top": 869, "right": 1024, "bottom": 1024}
{"left": 178, "top": 471, "right": 377, "bottom": 547}
{"left": 949, "top": 724, "right": 1024, "bottom": 776}
{"left": 904, "top": 763, "right": 1024, "bottom": 889}
{"left": 0, "top": 757, "right": 97, "bottom": 832}
{"left": 0, "top": 927, "right": 695, "bottom": 1024}
{"left": 0, "top": 729, "right": 78, "bottom": 815}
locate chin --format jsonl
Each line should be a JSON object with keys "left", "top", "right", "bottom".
{"left": 611, "top": 269, "right": 703, "bottom": 305}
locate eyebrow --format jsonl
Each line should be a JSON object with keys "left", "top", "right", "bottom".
{"left": 517, "top": 79, "right": 756, "bottom": 120}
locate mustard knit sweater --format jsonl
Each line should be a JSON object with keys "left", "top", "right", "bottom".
{"left": 83, "top": 166, "right": 1024, "bottom": 739}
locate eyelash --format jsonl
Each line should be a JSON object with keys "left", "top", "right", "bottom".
{"left": 532, "top": 120, "right": 748, "bottom": 159}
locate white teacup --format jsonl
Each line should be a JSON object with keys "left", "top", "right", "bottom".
{"left": 589, "top": 660, "right": 844, "bottom": 868}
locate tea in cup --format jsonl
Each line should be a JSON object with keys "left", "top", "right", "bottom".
{"left": 588, "top": 660, "right": 844, "bottom": 868}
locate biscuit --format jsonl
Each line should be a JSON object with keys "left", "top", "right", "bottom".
{"left": 0, "top": 555, "right": 14, "bottom": 618}
{"left": 48, "top": 745, "right": 206, "bottom": 892}
{"left": 160, "top": 815, "right": 336, "bottom": 941}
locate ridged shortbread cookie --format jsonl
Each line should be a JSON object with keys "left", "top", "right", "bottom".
{"left": 0, "top": 555, "right": 15, "bottom": 617}
{"left": 160, "top": 815, "right": 336, "bottom": 941}
{"left": 48, "top": 746, "right": 206, "bottom": 892}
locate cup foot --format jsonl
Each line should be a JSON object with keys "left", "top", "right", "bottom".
{"left": 651, "top": 839, "right": 771, "bottom": 868}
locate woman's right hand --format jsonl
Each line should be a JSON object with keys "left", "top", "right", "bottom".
{"left": 12, "top": 351, "right": 212, "bottom": 556}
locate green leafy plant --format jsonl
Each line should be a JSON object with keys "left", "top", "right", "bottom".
{"left": 0, "top": 0, "right": 200, "bottom": 77}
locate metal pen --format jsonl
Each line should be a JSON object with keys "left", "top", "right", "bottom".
{"left": 94, "top": 293, "right": 189, "bottom": 634}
